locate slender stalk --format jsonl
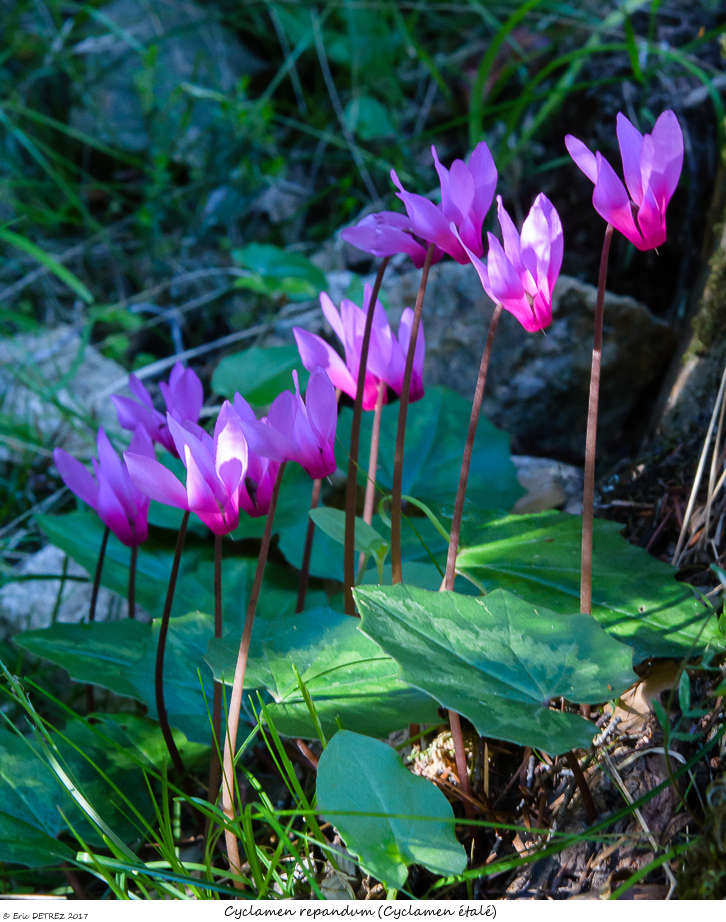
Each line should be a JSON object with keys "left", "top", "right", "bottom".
{"left": 357, "top": 379, "right": 386, "bottom": 578}
{"left": 155, "top": 509, "right": 189, "bottom": 777}
{"left": 443, "top": 304, "right": 502, "bottom": 591}
{"left": 440, "top": 303, "right": 502, "bottom": 805}
{"left": 580, "top": 224, "right": 613, "bottom": 615}
{"left": 448, "top": 710, "right": 472, "bottom": 811}
{"left": 89, "top": 526, "right": 109, "bottom": 623}
{"left": 86, "top": 525, "right": 110, "bottom": 711}
{"left": 344, "top": 258, "right": 390, "bottom": 614}
{"left": 222, "top": 463, "right": 286, "bottom": 885}
{"left": 127, "top": 544, "right": 138, "bottom": 620}
{"left": 296, "top": 477, "right": 322, "bottom": 613}
{"left": 207, "top": 532, "right": 224, "bottom": 806}
{"left": 391, "top": 244, "right": 435, "bottom": 584}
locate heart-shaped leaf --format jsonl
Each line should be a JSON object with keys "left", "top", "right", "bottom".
{"left": 456, "top": 511, "right": 724, "bottom": 662}
{"left": 316, "top": 730, "right": 466, "bottom": 889}
{"left": 212, "top": 344, "right": 309, "bottom": 407}
{"left": 354, "top": 584, "right": 636, "bottom": 754}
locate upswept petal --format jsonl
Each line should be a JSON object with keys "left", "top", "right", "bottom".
{"left": 616, "top": 113, "right": 645, "bottom": 206}
{"left": 162, "top": 363, "right": 203, "bottom": 423}
{"left": 340, "top": 212, "right": 429, "bottom": 267}
{"left": 54, "top": 448, "right": 98, "bottom": 510}
{"left": 124, "top": 451, "right": 189, "bottom": 510}
{"left": 185, "top": 447, "right": 236, "bottom": 535}
{"left": 96, "top": 475, "right": 138, "bottom": 546}
{"left": 319, "top": 292, "right": 346, "bottom": 344}
{"left": 520, "top": 193, "right": 563, "bottom": 295}
{"left": 591, "top": 153, "right": 643, "bottom": 247}
{"left": 304, "top": 369, "right": 337, "bottom": 448}
{"left": 468, "top": 141, "right": 498, "bottom": 220}
{"left": 397, "top": 308, "right": 425, "bottom": 402}
{"left": 496, "top": 196, "right": 522, "bottom": 268}
{"left": 485, "top": 234, "right": 526, "bottom": 303}
{"left": 648, "top": 109, "right": 683, "bottom": 206}
{"left": 96, "top": 428, "right": 126, "bottom": 492}
{"left": 214, "top": 401, "right": 247, "bottom": 496}
{"left": 128, "top": 373, "right": 154, "bottom": 407}
{"left": 294, "top": 328, "right": 357, "bottom": 397}
{"left": 112, "top": 395, "right": 165, "bottom": 446}
{"left": 564, "top": 135, "right": 598, "bottom": 184}
{"left": 391, "top": 169, "right": 466, "bottom": 262}
{"left": 431, "top": 146, "right": 459, "bottom": 222}
{"left": 448, "top": 159, "right": 476, "bottom": 224}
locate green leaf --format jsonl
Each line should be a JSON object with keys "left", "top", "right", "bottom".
{"left": 0, "top": 810, "right": 74, "bottom": 867}
{"left": 336, "top": 386, "right": 522, "bottom": 511}
{"left": 456, "top": 511, "right": 724, "bottom": 662}
{"left": 343, "top": 95, "right": 396, "bottom": 140}
{"left": 206, "top": 607, "right": 441, "bottom": 739}
{"left": 316, "top": 730, "right": 466, "bottom": 889}
{"left": 231, "top": 243, "right": 327, "bottom": 301}
{"left": 309, "top": 507, "right": 388, "bottom": 558}
{"left": 212, "top": 344, "right": 309, "bottom": 407}
{"left": 354, "top": 585, "right": 636, "bottom": 754}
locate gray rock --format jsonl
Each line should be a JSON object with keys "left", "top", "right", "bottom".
{"left": 0, "top": 545, "right": 124, "bottom": 639}
{"left": 0, "top": 325, "right": 126, "bottom": 462}
{"left": 379, "top": 264, "right": 676, "bottom": 461}
{"left": 69, "top": 0, "right": 263, "bottom": 166}
{"left": 512, "top": 455, "right": 583, "bottom": 515}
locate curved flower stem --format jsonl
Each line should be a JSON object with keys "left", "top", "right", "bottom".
{"left": 443, "top": 304, "right": 502, "bottom": 592}
{"left": 296, "top": 477, "right": 322, "bottom": 613}
{"left": 357, "top": 380, "right": 386, "bottom": 579}
{"left": 580, "top": 223, "right": 613, "bottom": 615}
{"left": 86, "top": 525, "right": 110, "bottom": 711}
{"left": 440, "top": 302, "right": 502, "bottom": 812}
{"left": 155, "top": 510, "right": 189, "bottom": 777}
{"left": 390, "top": 245, "right": 435, "bottom": 585}
{"left": 344, "top": 258, "right": 390, "bottom": 615}
{"left": 89, "top": 526, "right": 109, "bottom": 623}
{"left": 128, "top": 545, "right": 138, "bottom": 620}
{"left": 222, "top": 463, "right": 286, "bottom": 886}
{"left": 207, "top": 532, "right": 224, "bottom": 807}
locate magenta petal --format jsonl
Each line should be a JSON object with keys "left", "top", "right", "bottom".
{"left": 486, "top": 235, "right": 526, "bottom": 303}
{"left": 164, "top": 363, "right": 204, "bottom": 423}
{"left": 565, "top": 135, "right": 598, "bottom": 184}
{"left": 128, "top": 373, "right": 154, "bottom": 407}
{"left": 96, "top": 476, "right": 135, "bottom": 545}
{"left": 615, "top": 113, "right": 645, "bottom": 206}
{"left": 185, "top": 446, "right": 235, "bottom": 534}
{"left": 592, "top": 154, "right": 643, "bottom": 246}
{"left": 305, "top": 369, "right": 337, "bottom": 447}
{"left": 496, "top": 196, "right": 522, "bottom": 267}
{"left": 468, "top": 141, "right": 497, "bottom": 219}
{"left": 125, "top": 451, "right": 189, "bottom": 510}
{"left": 54, "top": 448, "right": 98, "bottom": 511}
{"left": 214, "top": 402, "right": 247, "bottom": 494}
{"left": 648, "top": 109, "right": 683, "bottom": 206}
{"left": 294, "top": 328, "right": 357, "bottom": 399}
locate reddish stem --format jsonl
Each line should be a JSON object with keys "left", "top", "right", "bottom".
{"left": 85, "top": 525, "right": 109, "bottom": 712}
{"left": 391, "top": 244, "right": 435, "bottom": 584}
{"left": 155, "top": 509, "right": 189, "bottom": 777}
{"left": 443, "top": 304, "right": 502, "bottom": 591}
{"left": 344, "top": 259, "right": 390, "bottom": 614}
{"left": 207, "top": 532, "right": 224, "bottom": 806}
{"left": 357, "top": 380, "right": 385, "bottom": 578}
{"left": 222, "top": 463, "right": 287, "bottom": 885}
{"left": 580, "top": 223, "right": 613, "bottom": 615}
{"left": 448, "top": 711, "right": 472, "bottom": 811}
{"left": 296, "top": 477, "right": 322, "bottom": 613}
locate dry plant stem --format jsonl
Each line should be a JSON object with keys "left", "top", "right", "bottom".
{"left": 85, "top": 525, "right": 109, "bottom": 710}
{"left": 207, "top": 533, "right": 224, "bottom": 807}
{"left": 343, "top": 258, "right": 390, "bottom": 614}
{"left": 357, "top": 380, "right": 386, "bottom": 578}
{"left": 564, "top": 750, "right": 597, "bottom": 823}
{"left": 155, "top": 509, "right": 189, "bottom": 777}
{"left": 127, "top": 544, "right": 137, "bottom": 620}
{"left": 580, "top": 223, "right": 613, "bottom": 615}
{"left": 443, "top": 304, "right": 503, "bottom": 592}
{"left": 222, "top": 463, "right": 286, "bottom": 886}
{"left": 391, "top": 244, "right": 435, "bottom": 584}
{"left": 296, "top": 477, "right": 322, "bottom": 613}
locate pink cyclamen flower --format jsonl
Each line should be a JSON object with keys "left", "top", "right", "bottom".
{"left": 54, "top": 427, "right": 153, "bottom": 547}
{"left": 565, "top": 110, "right": 683, "bottom": 251}
{"left": 229, "top": 395, "right": 282, "bottom": 518}
{"left": 292, "top": 285, "right": 425, "bottom": 410}
{"left": 125, "top": 402, "right": 248, "bottom": 536}
{"left": 112, "top": 362, "right": 204, "bottom": 456}
{"left": 240, "top": 369, "right": 337, "bottom": 480}
{"left": 341, "top": 211, "right": 430, "bottom": 268}
{"left": 458, "top": 193, "right": 563, "bottom": 333}
{"left": 390, "top": 141, "right": 498, "bottom": 264}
